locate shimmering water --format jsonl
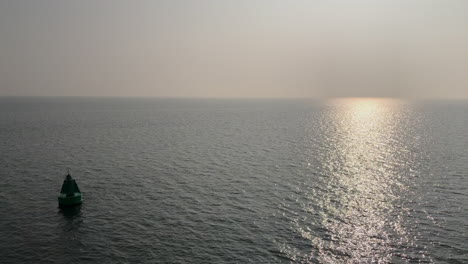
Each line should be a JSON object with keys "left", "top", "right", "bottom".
{"left": 0, "top": 97, "right": 467, "bottom": 263}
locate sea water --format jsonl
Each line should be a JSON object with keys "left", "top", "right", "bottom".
{"left": 0, "top": 97, "right": 467, "bottom": 263}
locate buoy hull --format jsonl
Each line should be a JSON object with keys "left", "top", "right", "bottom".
{"left": 58, "top": 193, "right": 83, "bottom": 207}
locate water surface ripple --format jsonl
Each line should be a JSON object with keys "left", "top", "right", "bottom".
{"left": 0, "top": 98, "right": 467, "bottom": 263}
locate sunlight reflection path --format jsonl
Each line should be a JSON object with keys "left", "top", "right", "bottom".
{"left": 312, "top": 98, "right": 411, "bottom": 263}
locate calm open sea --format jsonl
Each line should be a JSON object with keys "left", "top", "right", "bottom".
{"left": 0, "top": 97, "right": 467, "bottom": 263}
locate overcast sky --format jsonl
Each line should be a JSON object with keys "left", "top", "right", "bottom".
{"left": 1, "top": 0, "right": 467, "bottom": 98}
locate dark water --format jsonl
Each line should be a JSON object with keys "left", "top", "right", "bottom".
{"left": 0, "top": 97, "right": 467, "bottom": 263}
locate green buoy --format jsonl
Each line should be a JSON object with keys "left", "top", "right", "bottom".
{"left": 58, "top": 170, "right": 83, "bottom": 207}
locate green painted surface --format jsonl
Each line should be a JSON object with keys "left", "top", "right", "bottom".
{"left": 58, "top": 173, "right": 83, "bottom": 206}
{"left": 58, "top": 193, "right": 83, "bottom": 206}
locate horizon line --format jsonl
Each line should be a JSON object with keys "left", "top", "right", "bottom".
{"left": 1, "top": 95, "right": 468, "bottom": 101}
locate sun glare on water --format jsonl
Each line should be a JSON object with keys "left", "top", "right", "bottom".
{"left": 309, "top": 98, "right": 414, "bottom": 263}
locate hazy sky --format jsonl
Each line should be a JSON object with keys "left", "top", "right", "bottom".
{"left": 1, "top": 0, "right": 467, "bottom": 98}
